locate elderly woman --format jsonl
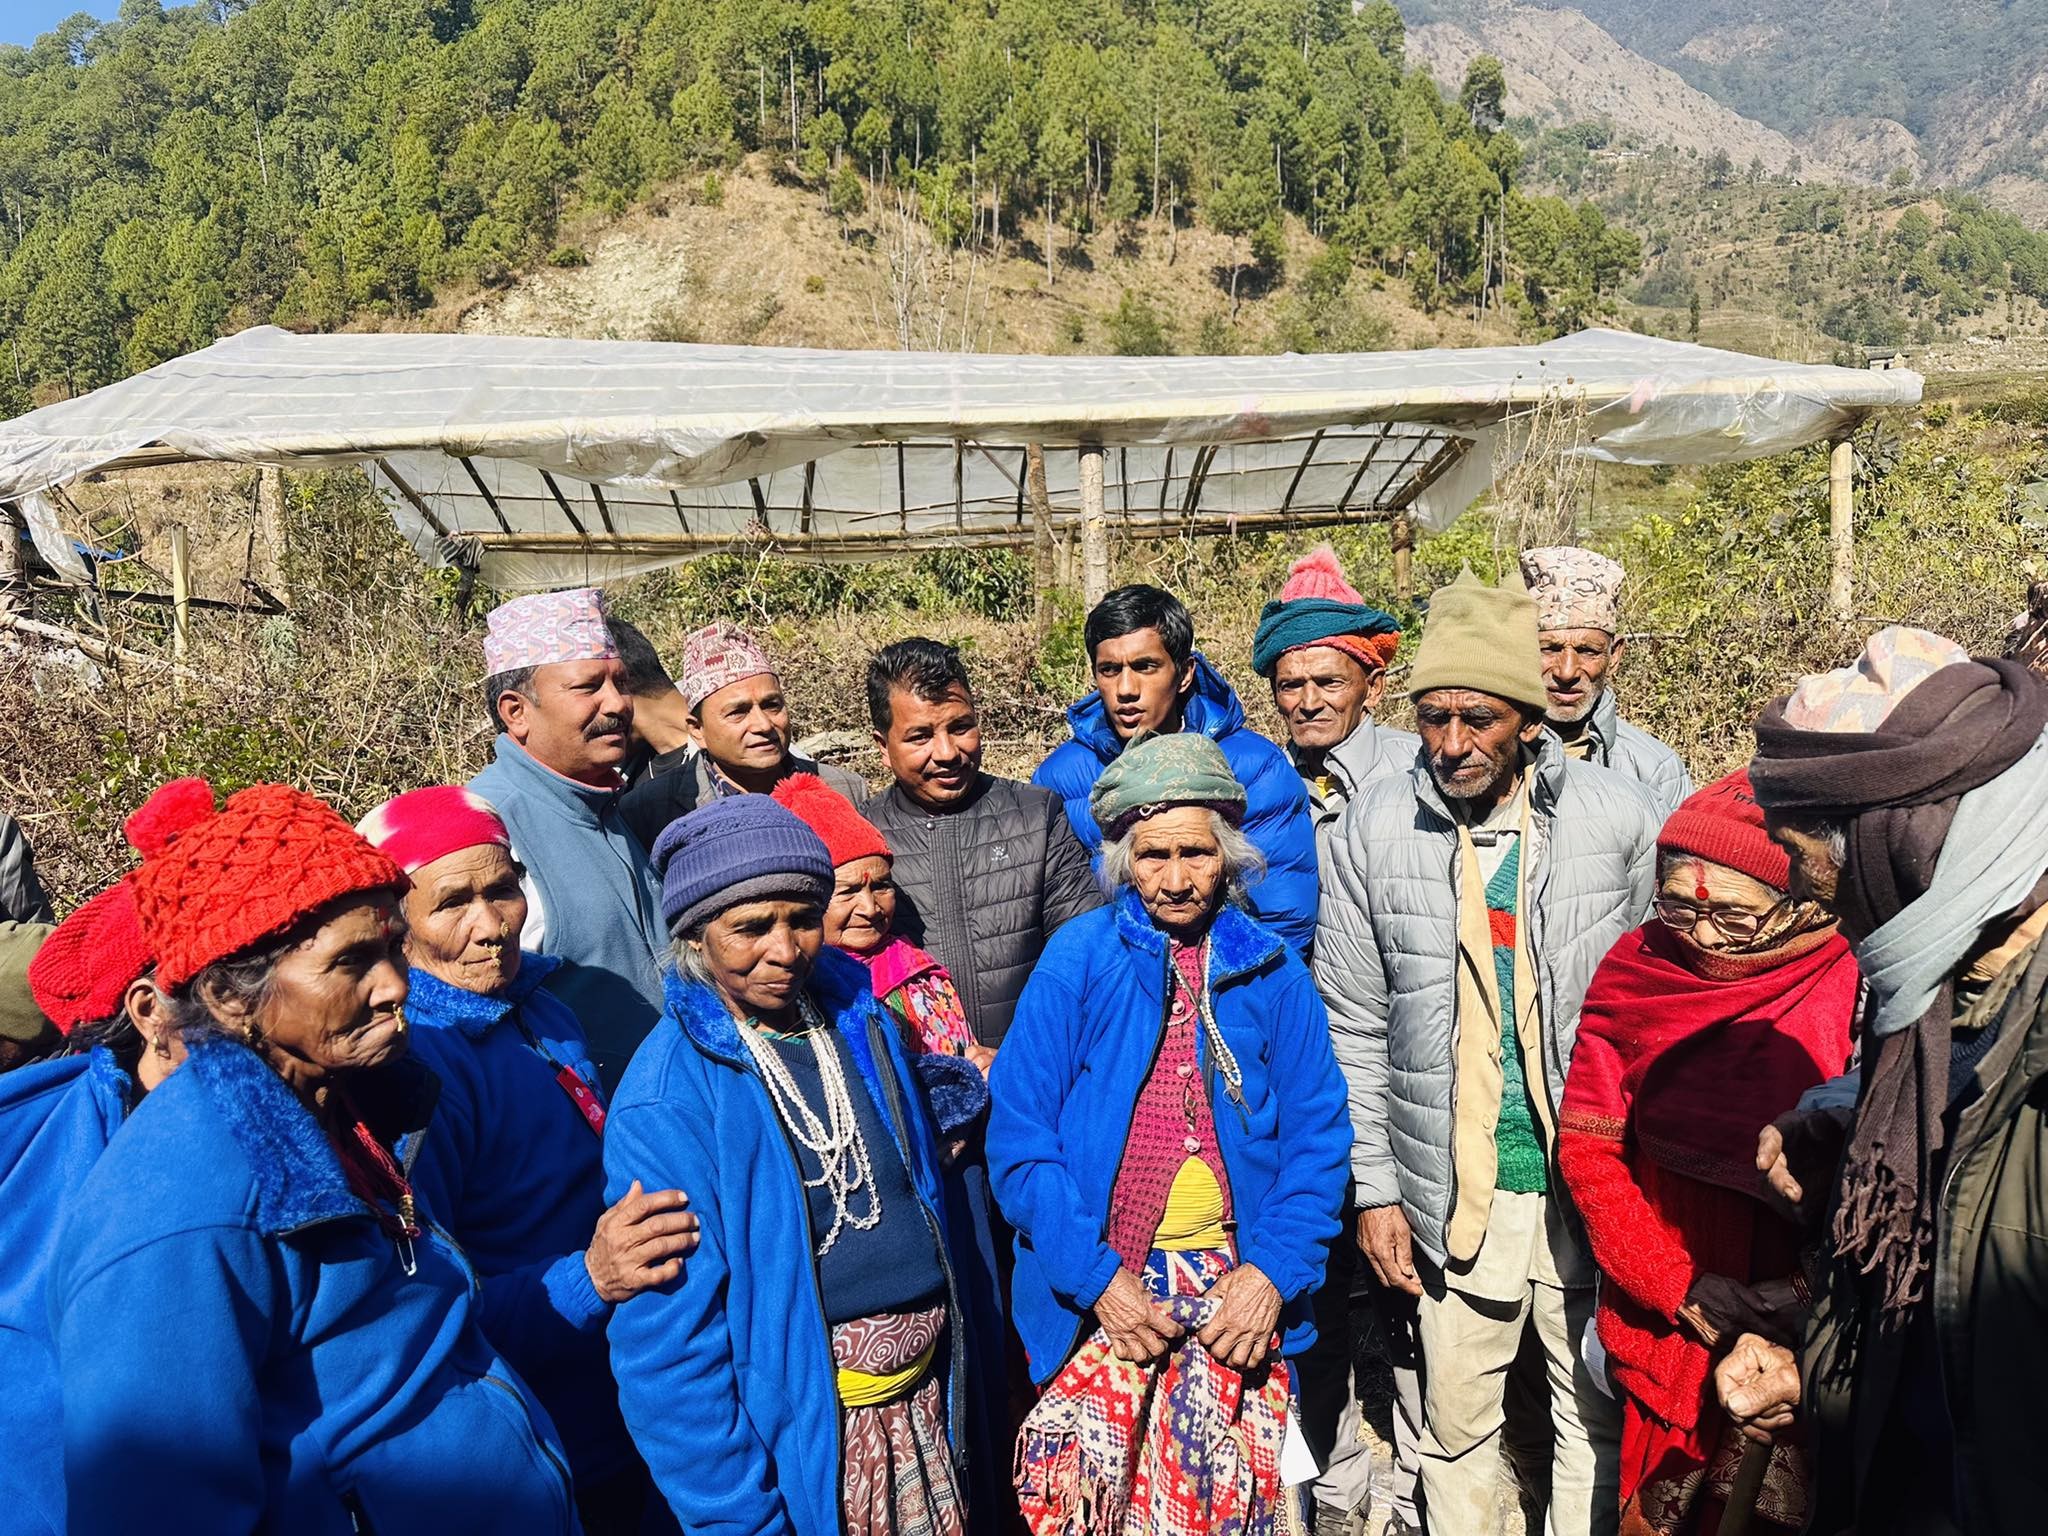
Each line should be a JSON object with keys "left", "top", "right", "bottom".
{"left": 1559, "top": 771, "right": 1858, "bottom": 1536}
{"left": 48, "top": 778, "right": 579, "bottom": 1536}
{"left": 606, "top": 794, "right": 969, "bottom": 1536}
{"left": 988, "top": 732, "right": 1351, "bottom": 1536}
{"left": 1, "top": 880, "right": 166, "bottom": 1536}
{"left": 358, "top": 785, "right": 699, "bottom": 1533}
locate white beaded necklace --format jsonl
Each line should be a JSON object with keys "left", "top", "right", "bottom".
{"left": 736, "top": 997, "right": 882, "bottom": 1255}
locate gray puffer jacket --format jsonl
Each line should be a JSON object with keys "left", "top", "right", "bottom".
{"left": 1576, "top": 687, "right": 1692, "bottom": 818}
{"left": 867, "top": 773, "right": 1104, "bottom": 1047}
{"left": 1294, "top": 716, "right": 1422, "bottom": 867}
{"left": 1313, "top": 734, "right": 1659, "bottom": 1265}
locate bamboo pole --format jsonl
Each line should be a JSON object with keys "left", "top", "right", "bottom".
{"left": 0, "top": 503, "right": 23, "bottom": 629}
{"left": 1027, "top": 444, "right": 1054, "bottom": 637}
{"left": 1079, "top": 445, "right": 1109, "bottom": 609}
{"left": 168, "top": 525, "right": 192, "bottom": 659}
{"left": 1829, "top": 439, "right": 1854, "bottom": 619}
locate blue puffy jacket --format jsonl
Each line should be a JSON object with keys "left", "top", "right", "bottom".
{"left": 48, "top": 1038, "right": 581, "bottom": 1536}
{"left": 605, "top": 951, "right": 969, "bottom": 1536}
{"left": 987, "top": 891, "right": 1352, "bottom": 1383}
{"left": 400, "top": 954, "right": 636, "bottom": 1491}
{"left": 0, "top": 1051, "right": 130, "bottom": 1536}
{"left": 1032, "top": 654, "right": 1319, "bottom": 954}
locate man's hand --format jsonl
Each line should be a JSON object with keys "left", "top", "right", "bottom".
{"left": 1678, "top": 1274, "right": 1781, "bottom": 1350}
{"left": 1196, "top": 1263, "right": 1283, "bottom": 1371}
{"left": 584, "top": 1181, "right": 701, "bottom": 1304}
{"left": 1714, "top": 1333, "right": 1802, "bottom": 1445}
{"left": 1357, "top": 1204, "right": 1421, "bottom": 1296}
{"left": 1755, "top": 1108, "right": 1849, "bottom": 1227}
{"left": 1095, "top": 1267, "right": 1184, "bottom": 1365}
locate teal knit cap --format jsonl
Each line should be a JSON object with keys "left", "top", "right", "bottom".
{"left": 1089, "top": 731, "right": 1247, "bottom": 839}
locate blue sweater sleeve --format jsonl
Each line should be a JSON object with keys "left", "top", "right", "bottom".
{"left": 604, "top": 1099, "right": 793, "bottom": 1536}
{"left": 986, "top": 965, "right": 1124, "bottom": 1310}
{"left": 57, "top": 1223, "right": 276, "bottom": 1534}
{"left": 1231, "top": 964, "right": 1352, "bottom": 1305}
{"left": 1236, "top": 740, "right": 1320, "bottom": 955}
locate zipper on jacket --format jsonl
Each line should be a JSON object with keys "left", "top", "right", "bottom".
{"left": 479, "top": 1374, "right": 575, "bottom": 1520}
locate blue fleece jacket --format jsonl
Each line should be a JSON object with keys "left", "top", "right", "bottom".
{"left": 48, "top": 1038, "right": 581, "bottom": 1536}
{"left": 605, "top": 951, "right": 969, "bottom": 1536}
{"left": 399, "top": 953, "right": 632, "bottom": 1489}
{"left": 470, "top": 734, "right": 665, "bottom": 1094}
{"left": 0, "top": 1051, "right": 131, "bottom": 1536}
{"left": 987, "top": 891, "right": 1353, "bottom": 1383}
{"left": 1032, "top": 654, "right": 1320, "bottom": 954}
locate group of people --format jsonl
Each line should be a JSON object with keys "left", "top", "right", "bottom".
{"left": 1, "top": 535, "right": 2043, "bottom": 1536}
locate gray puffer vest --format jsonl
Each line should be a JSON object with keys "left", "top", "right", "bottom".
{"left": 1577, "top": 687, "right": 1693, "bottom": 818}
{"left": 1312, "top": 734, "right": 1660, "bottom": 1265}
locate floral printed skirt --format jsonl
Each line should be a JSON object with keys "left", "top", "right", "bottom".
{"left": 835, "top": 1304, "right": 966, "bottom": 1536}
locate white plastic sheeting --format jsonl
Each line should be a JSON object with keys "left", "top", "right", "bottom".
{"left": 0, "top": 325, "right": 1920, "bottom": 592}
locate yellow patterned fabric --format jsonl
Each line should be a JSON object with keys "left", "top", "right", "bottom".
{"left": 1153, "top": 1156, "right": 1230, "bottom": 1251}
{"left": 835, "top": 1340, "right": 935, "bottom": 1407}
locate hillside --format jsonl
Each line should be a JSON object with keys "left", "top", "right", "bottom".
{"left": 1402, "top": 3, "right": 1838, "bottom": 180}
{"left": 1419, "top": 0, "right": 2048, "bottom": 221}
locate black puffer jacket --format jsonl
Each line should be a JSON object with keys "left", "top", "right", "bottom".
{"left": 868, "top": 774, "right": 1104, "bottom": 1046}
{"left": 0, "top": 812, "right": 51, "bottom": 925}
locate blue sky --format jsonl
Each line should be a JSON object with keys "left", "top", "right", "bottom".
{"left": 3, "top": 3, "right": 120, "bottom": 48}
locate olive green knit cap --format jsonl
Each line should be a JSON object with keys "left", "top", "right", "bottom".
{"left": 1406, "top": 563, "right": 1548, "bottom": 712}
{"left": 1090, "top": 731, "right": 1247, "bottom": 839}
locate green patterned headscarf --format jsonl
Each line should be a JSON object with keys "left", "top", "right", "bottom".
{"left": 1089, "top": 731, "right": 1247, "bottom": 839}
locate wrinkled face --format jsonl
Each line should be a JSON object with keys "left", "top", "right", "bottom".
{"left": 1092, "top": 629, "right": 1195, "bottom": 741}
{"left": 498, "top": 658, "right": 635, "bottom": 781}
{"left": 404, "top": 844, "right": 527, "bottom": 996}
{"left": 1765, "top": 812, "right": 1844, "bottom": 914}
{"left": 1271, "top": 646, "right": 1383, "bottom": 751}
{"left": 1128, "top": 805, "right": 1226, "bottom": 935}
{"left": 825, "top": 854, "right": 897, "bottom": 955}
{"left": 244, "top": 892, "right": 411, "bottom": 1085}
{"left": 693, "top": 897, "right": 824, "bottom": 1019}
{"left": 1415, "top": 689, "right": 1544, "bottom": 803}
{"left": 690, "top": 673, "right": 790, "bottom": 776}
{"left": 1655, "top": 855, "right": 1786, "bottom": 953}
{"left": 1537, "top": 628, "right": 1622, "bottom": 724}
{"left": 876, "top": 685, "right": 983, "bottom": 809}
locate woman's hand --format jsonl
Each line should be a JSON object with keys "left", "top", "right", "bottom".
{"left": 1714, "top": 1332, "right": 1802, "bottom": 1444}
{"left": 1197, "top": 1263, "right": 1282, "bottom": 1370}
{"left": 1755, "top": 1108, "right": 1850, "bottom": 1228}
{"left": 964, "top": 1042, "right": 997, "bottom": 1076}
{"left": 1357, "top": 1204, "right": 1422, "bottom": 1296}
{"left": 1095, "top": 1267, "right": 1183, "bottom": 1365}
{"left": 1678, "top": 1274, "right": 1781, "bottom": 1349}
{"left": 584, "top": 1180, "right": 701, "bottom": 1304}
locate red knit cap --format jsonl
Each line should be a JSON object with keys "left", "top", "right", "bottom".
{"left": 1656, "top": 768, "right": 1789, "bottom": 892}
{"left": 28, "top": 878, "right": 153, "bottom": 1034}
{"left": 126, "top": 778, "right": 407, "bottom": 989}
{"left": 770, "top": 774, "right": 892, "bottom": 869}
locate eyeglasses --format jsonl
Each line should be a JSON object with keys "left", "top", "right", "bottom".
{"left": 1653, "top": 897, "right": 1791, "bottom": 943}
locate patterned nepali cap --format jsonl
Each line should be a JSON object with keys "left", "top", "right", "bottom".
{"left": 1780, "top": 625, "right": 1971, "bottom": 734}
{"left": 680, "top": 621, "right": 775, "bottom": 709}
{"left": 482, "top": 588, "right": 619, "bottom": 676}
{"left": 1519, "top": 546, "right": 1625, "bottom": 634}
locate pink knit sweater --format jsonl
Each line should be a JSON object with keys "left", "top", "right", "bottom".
{"left": 1106, "top": 942, "right": 1234, "bottom": 1272}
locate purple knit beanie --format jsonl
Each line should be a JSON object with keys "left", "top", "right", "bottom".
{"left": 651, "top": 796, "right": 834, "bottom": 936}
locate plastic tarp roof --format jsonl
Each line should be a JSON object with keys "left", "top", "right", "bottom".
{"left": 0, "top": 325, "right": 1921, "bottom": 592}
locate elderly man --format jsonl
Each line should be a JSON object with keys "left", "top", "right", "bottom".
{"left": 1317, "top": 565, "right": 1660, "bottom": 1536}
{"left": 470, "top": 588, "right": 664, "bottom": 1092}
{"left": 1036, "top": 583, "right": 1319, "bottom": 954}
{"left": 1252, "top": 545, "right": 1415, "bottom": 1536}
{"left": 1520, "top": 546, "right": 1692, "bottom": 816}
{"left": 865, "top": 636, "right": 1102, "bottom": 1049}
{"left": 618, "top": 620, "right": 867, "bottom": 851}
{"left": 1714, "top": 627, "right": 2048, "bottom": 1536}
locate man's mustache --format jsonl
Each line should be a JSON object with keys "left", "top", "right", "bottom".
{"left": 585, "top": 712, "right": 629, "bottom": 739}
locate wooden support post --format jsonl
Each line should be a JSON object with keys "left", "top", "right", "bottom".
{"left": 0, "top": 503, "right": 24, "bottom": 629}
{"left": 169, "top": 524, "right": 192, "bottom": 659}
{"left": 1392, "top": 511, "right": 1415, "bottom": 603}
{"left": 1027, "top": 444, "right": 1055, "bottom": 635}
{"left": 1080, "top": 444, "right": 1109, "bottom": 610}
{"left": 1829, "top": 438, "right": 1855, "bottom": 619}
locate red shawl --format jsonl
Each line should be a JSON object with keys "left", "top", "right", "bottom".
{"left": 1563, "top": 922, "right": 1860, "bottom": 1193}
